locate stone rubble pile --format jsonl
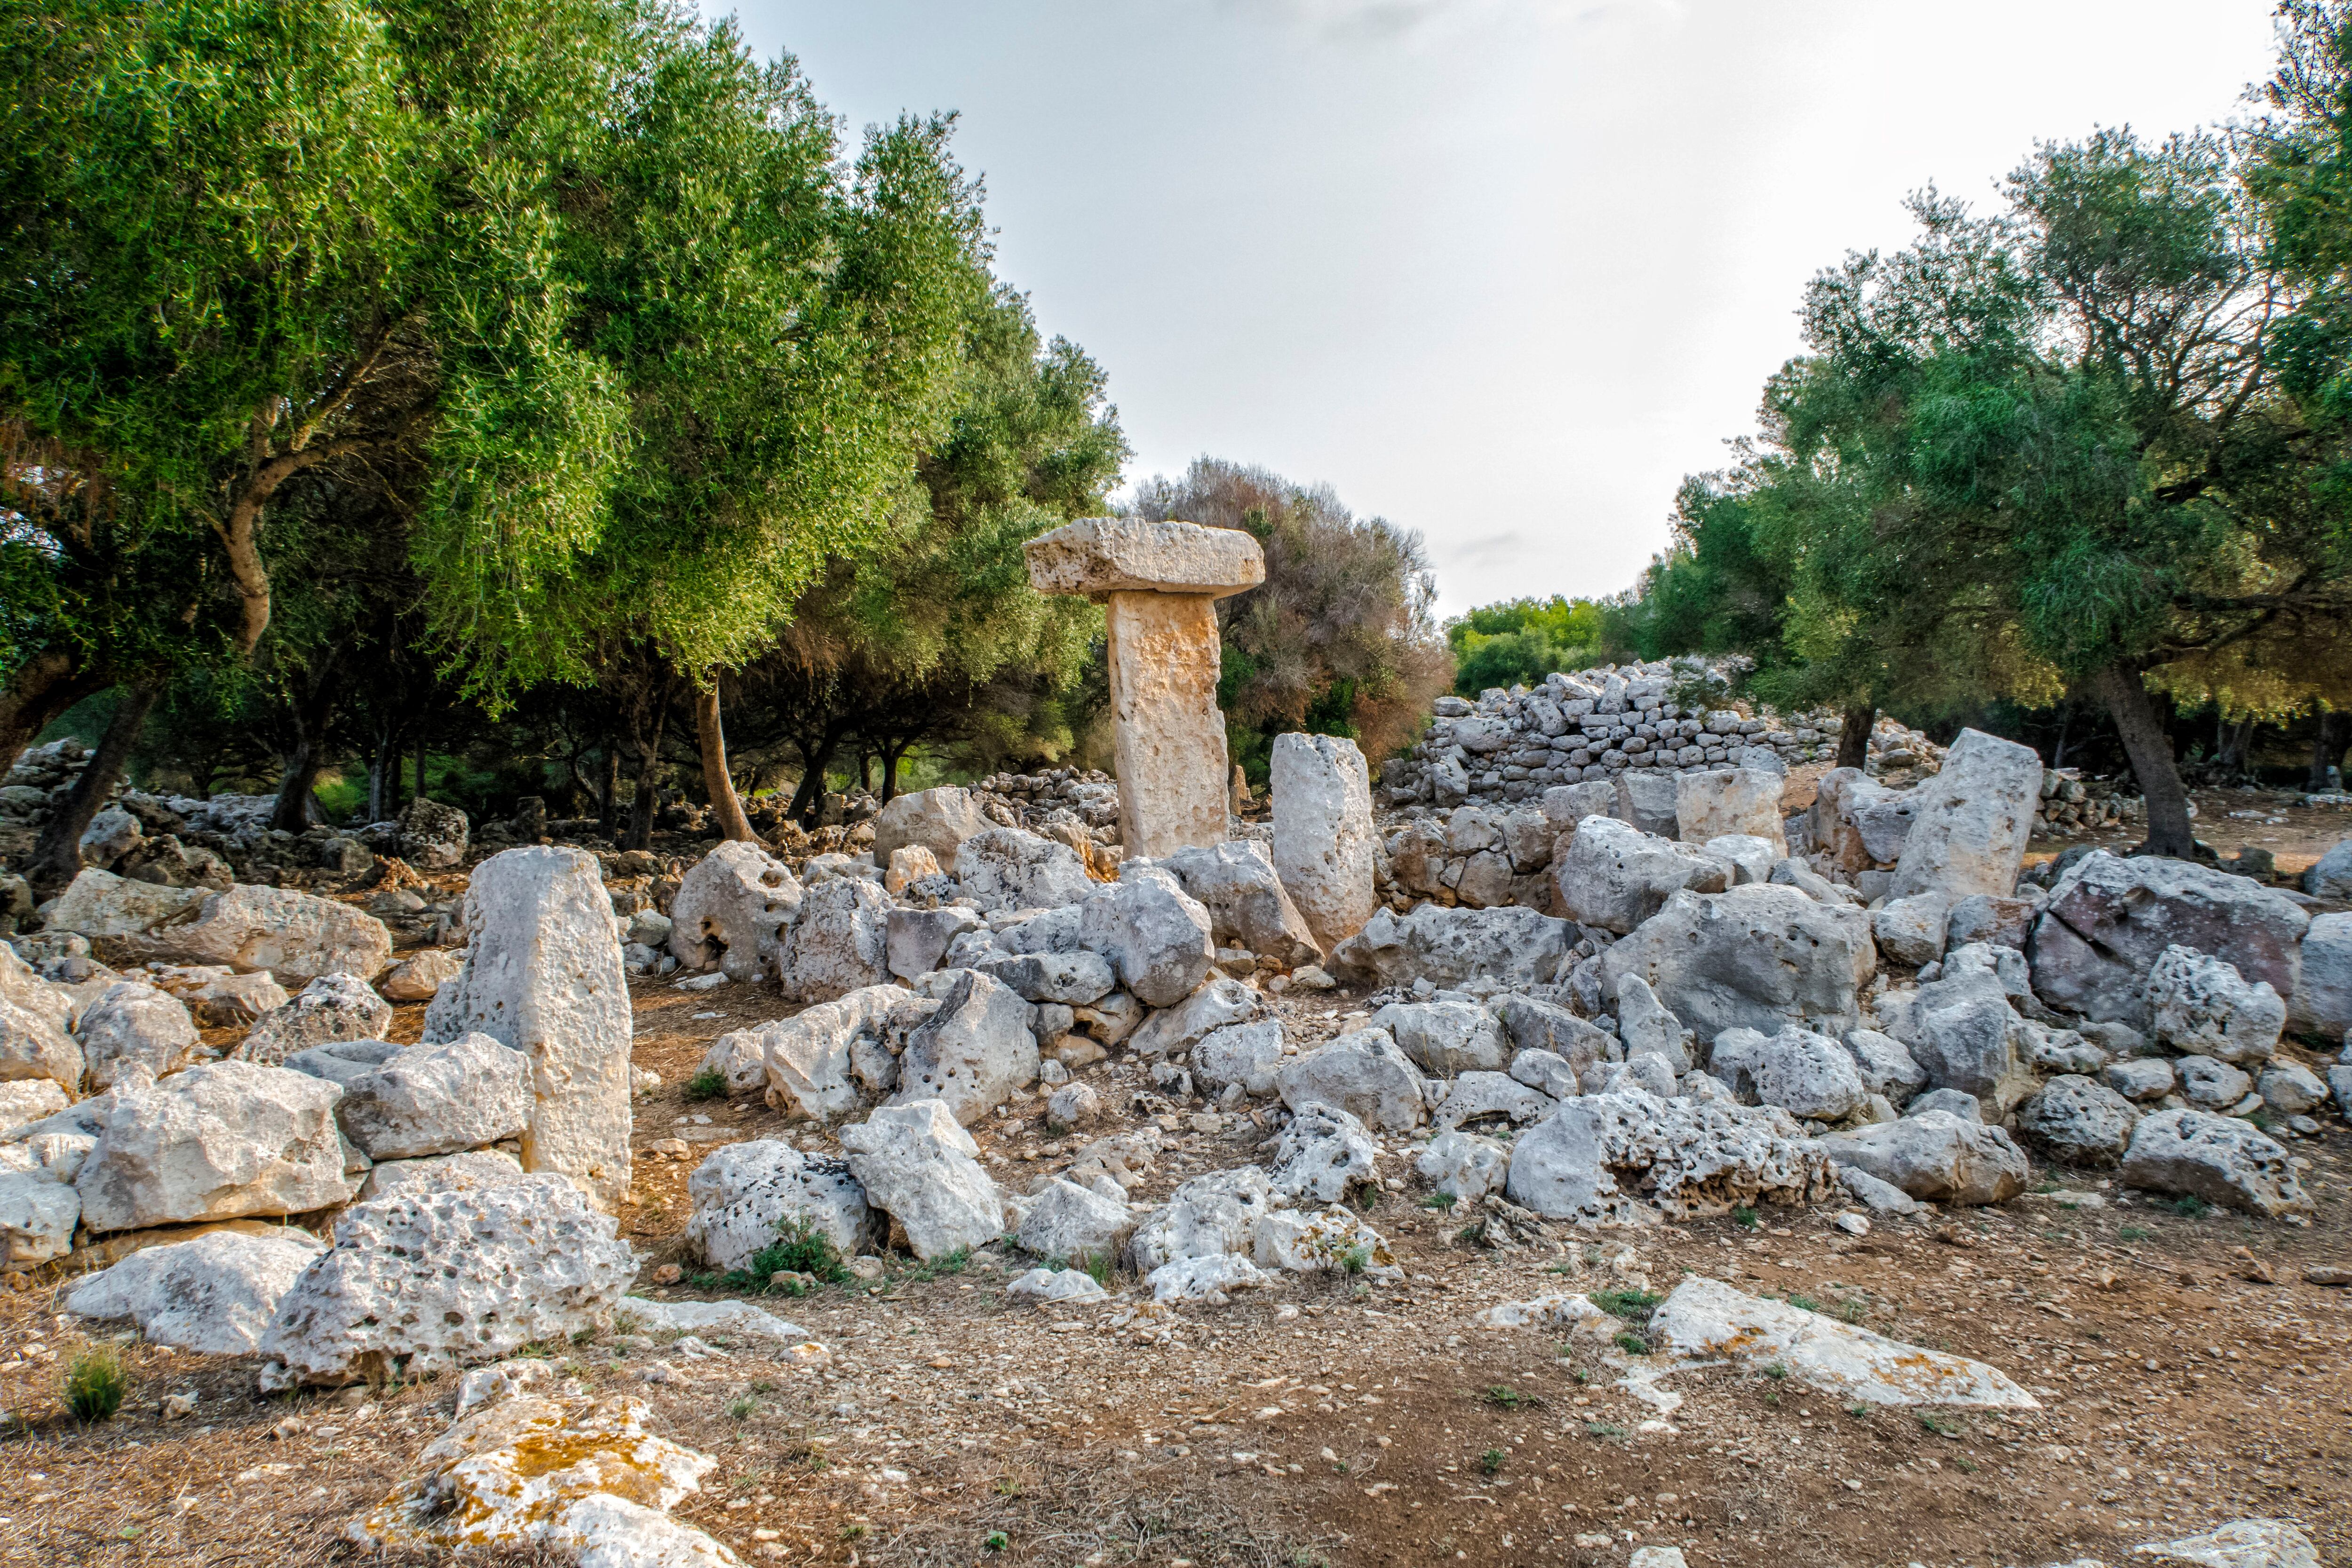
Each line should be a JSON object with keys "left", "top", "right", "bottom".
{"left": 1376, "top": 658, "right": 1945, "bottom": 810}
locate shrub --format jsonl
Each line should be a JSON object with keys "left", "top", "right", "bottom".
{"left": 64, "top": 1346, "right": 129, "bottom": 1422}
{"left": 1590, "top": 1288, "right": 1662, "bottom": 1321}
{"left": 1478, "top": 1447, "right": 1506, "bottom": 1475}
{"left": 684, "top": 1070, "right": 728, "bottom": 1102}
{"left": 725, "top": 1218, "right": 849, "bottom": 1292}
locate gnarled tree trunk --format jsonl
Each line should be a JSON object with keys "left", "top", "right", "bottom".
{"left": 2091, "top": 662, "right": 2196, "bottom": 859}
{"left": 693, "top": 681, "right": 755, "bottom": 843}
{"left": 29, "top": 682, "right": 159, "bottom": 894}
{"left": 0, "top": 651, "right": 106, "bottom": 778}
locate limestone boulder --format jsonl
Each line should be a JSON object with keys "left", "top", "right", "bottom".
{"left": 2015, "top": 1075, "right": 2139, "bottom": 1165}
{"left": 735, "top": 985, "right": 937, "bottom": 1121}
{"left": 885, "top": 905, "right": 985, "bottom": 983}
{"left": 1127, "top": 975, "right": 1260, "bottom": 1060}
{"left": 1706, "top": 1026, "right": 1867, "bottom": 1122}
{"left": 1886, "top": 728, "right": 2042, "bottom": 901}
{"left": 1599, "top": 884, "right": 1876, "bottom": 1043}
{"left": 1080, "top": 867, "right": 1214, "bottom": 1008}
{"left": 421, "top": 847, "right": 632, "bottom": 1210}
{"left": 1872, "top": 894, "right": 1952, "bottom": 969}
{"left": 45, "top": 868, "right": 205, "bottom": 940}
{"left": 0, "top": 1170, "right": 79, "bottom": 1265}
{"left": 1674, "top": 768, "right": 1787, "bottom": 854}
{"left": 1651, "top": 1277, "right": 2037, "bottom": 1409}
{"left": 1817, "top": 1110, "right": 2030, "bottom": 1205}
{"left": 1253, "top": 1205, "right": 1398, "bottom": 1277}
{"left": 358, "top": 1149, "right": 531, "bottom": 1202}
{"left": 954, "top": 827, "right": 1094, "bottom": 914}
{"left": 76, "top": 980, "right": 201, "bottom": 1089}
{"left": 1274, "top": 1029, "right": 1427, "bottom": 1132}
{"left": 237, "top": 972, "right": 393, "bottom": 1067}
{"left": 1372, "top": 998, "right": 1510, "bottom": 1075}
{"left": 890, "top": 969, "right": 1039, "bottom": 1125}
{"left": 2030, "top": 852, "right": 2308, "bottom": 1025}
{"left": 1617, "top": 975, "right": 1695, "bottom": 1073}
{"left": 1554, "top": 816, "right": 1729, "bottom": 935}
{"left": 1160, "top": 840, "right": 1323, "bottom": 967}
{"left": 283, "top": 1037, "right": 404, "bottom": 1087}
{"left": 1149, "top": 1251, "right": 1274, "bottom": 1304}
{"left": 2145, "top": 945, "right": 2285, "bottom": 1065}
{"left": 2103, "top": 1057, "right": 2177, "bottom": 1102}
{"left": 0, "top": 941, "right": 73, "bottom": 1033}
{"left": 2257, "top": 1059, "right": 2328, "bottom": 1115}
{"left": 336, "top": 1034, "right": 534, "bottom": 1160}
{"left": 2174, "top": 1055, "right": 2253, "bottom": 1111}
{"left": 1810, "top": 769, "right": 1918, "bottom": 872}
{"left": 0, "top": 1078, "right": 69, "bottom": 1133}
{"left": 1415, "top": 1130, "right": 1510, "bottom": 1203}
{"left": 667, "top": 841, "right": 802, "bottom": 983}
{"left": 2291, "top": 912, "right": 2352, "bottom": 1037}
{"left": 1190, "top": 1019, "right": 1287, "bottom": 1098}
{"left": 259, "top": 1174, "right": 636, "bottom": 1387}
{"left": 1504, "top": 1090, "right": 1837, "bottom": 1223}
{"left": 773, "top": 877, "right": 891, "bottom": 1003}
{"left": 1506, "top": 1048, "right": 1583, "bottom": 1102}
{"left": 395, "top": 796, "right": 469, "bottom": 871}
{"left": 1271, "top": 732, "right": 1376, "bottom": 951}
{"left": 1015, "top": 1177, "right": 1133, "bottom": 1263}
{"left": 2304, "top": 837, "right": 2352, "bottom": 899}
{"left": 682, "top": 1140, "right": 877, "bottom": 1271}
{"left": 158, "top": 884, "right": 394, "bottom": 986}
{"left": 1943, "top": 893, "right": 2042, "bottom": 954}
{"left": 66, "top": 1228, "right": 327, "bottom": 1354}
{"left": 973, "top": 948, "right": 1117, "bottom": 1006}
{"left": 1265, "top": 1101, "right": 1378, "bottom": 1203}
{"left": 1881, "top": 958, "right": 2039, "bottom": 1114}
{"left": 379, "top": 949, "right": 462, "bottom": 1005}
{"left": 872, "top": 786, "right": 990, "bottom": 865}
{"left": 1128, "top": 1166, "right": 1277, "bottom": 1272}
{"left": 839, "top": 1099, "right": 1004, "bottom": 1259}
{"left": 2120, "top": 1109, "right": 2312, "bottom": 1218}
{"left": 1613, "top": 771, "right": 1679, "bottom": 836}
{"left": 1842, "top": 1030, "right": 1927, "bottom": 1105}
{"left": 1429, "top": 1070, "right": 1554, "bottom": 1132}
{"left": 1329, "top": 903, "right": 1578, "bottom": 992}
{"left": 0, "top": 995, "right": 84, "bottom": 1092}
{"left": 1023, "top": 514, "right": 1265, "bottom": 596}
{"left": 75, "top": 1060, "right": 356, "bottom": 1233}
{"left": 1494, "top": 995, "right": 1613, "bottom": 1081}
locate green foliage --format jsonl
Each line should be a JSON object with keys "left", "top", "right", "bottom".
{"left": 1732, "top": 1206, "right": 1759, "bottom": 1230}
{"left": 683, "top": 1070, "right": 728, "bottom": 1102}
{"left": 726, "top": 1218, "right": 849, "bottom": 1292}
{"left": 2165, "top": 1195, "right": 2210, "bottom": 1218}
{"left": 1613, "top": 1332, "right": 1649, "bottom": 1356}
{"left": 2119, "top": 1226, "right": 2150, "bottom": 1241}
{"left": 1483, "top": 1385, "right": 1525, "bottom": 1409}
{"left": 983, "top": 1531, "right": 1009, "bottom": 1552}
{"left": 1136, "top": 460, "right": 1453, "bottom": 776}
{"left": 1583, "top": 1421, "right": 1626, "bottom": 1439}
{"left": 1421, "top": 1191, "right": 1457, "bottom": 1211}
{"left": 1786, "top": 1294, "right": 1821, "bottom": 1313}
{"left": 1918, "top": 1411, "right": 1962, "bottom": 1438}
{"left": 1445, "top": 595, "right": 1609, "bottom": 694}
{"left": 1337, "top": 1243, "right": 1371, "bottom": 1276}
{"left": 1761, "top": 1362, "right": 1789, "bottom": 1382}
{"left": 1589, "top": 1288, "right": 1662, "bottom": 1321}
{"left": 63, "top": 1345, "right": 129, "bottom": 1421}
{"left": 1478, "top": 1447, "right": 1506, "bottom": 1475}
{"left": 890, "top": 1247, "right": 971, "bottom": 1284}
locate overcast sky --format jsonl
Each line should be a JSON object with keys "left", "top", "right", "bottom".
{"left": 726, "top": 0, "right": 2284, "bottom": 618}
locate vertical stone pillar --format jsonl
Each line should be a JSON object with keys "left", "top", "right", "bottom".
{"left": 1025, "top": 518, "right": 1264, "bottom": 860}
{"left": 1271, "top": 732, "right": 1376, "bottom": 950}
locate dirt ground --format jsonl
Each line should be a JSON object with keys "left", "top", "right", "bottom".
{"left": 2, "top": 785, "right": 2348, "bottom": 1568}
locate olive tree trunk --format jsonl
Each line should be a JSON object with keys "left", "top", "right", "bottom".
{"left": 692, "top": 682, "right": 755, "bottom": 843}
{"left": 2090, "top": 662, "right": 2196, "bottom": 859}
{"left": 29, "top": 683, "right": 159, "bottom": 894}
{"left": 1835, "top": 704, "right": 1875, "bottom": 771}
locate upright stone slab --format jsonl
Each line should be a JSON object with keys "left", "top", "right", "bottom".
{"left": 422, "top": 848, "right": 632, "bottom": 1210}
{"left": 1887, "top": 728, "right": 2042, "bottom": 901}
{"left": 1024, "top": 517, "right": 1264, "bottom": 859}
{"left": 1271, "top": 732, "right": 1375, "bottom": 951}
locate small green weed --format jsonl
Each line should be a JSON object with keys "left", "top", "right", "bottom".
{"left": 1764, "top": 1389, "right": 1780, "bottom": 1408}
{"left": 1080, "top": 1250, "right": 1113, "bottom": 1289}
{"left": 840, "top": 1524, "right": 868, "bottom": 1542}
{"left": 1338, "top": 1243, "right": 1371, "bottom": 1276}
{"left": 725, "top": 1217, "right": 849, "bottom": 1293}
{"left": 891, "top": 1247, "right": 972, "bottom": 1284}
{"left": 993, "top": 1477, "right": 1023, "bottom": 1498}
{"left": 1732, "top": 1206, "right": 1759, "bottom": 1229}
{"left": 1484, "top": 1385, "right": 1525, "bottom": 1409}
{"left": 1478, "top": 1447, "right": 1506, "bottom": 1475}
{"left": 1761, "top": 1362, "right": 1788, "bottom": 1382}
{"left": 1845, "top": 1402, "right": 1869, "bottom": 1418}
{"left": 1454, "top": 1222, "right": 1486, "bottom": 1245}
{"left": 1836, "top": 1297, "right": 1867, "bottom": 1324}
{"left": 1786, "top": 1294, "right": 1820, "bottom": 1313}
{"left": 2119, "top": 1226, "right": 2149, "bottom": 1241}
{"left": 1422, "top": 1191, "right": 1457, "bottom": 1211}
{"left": 684, "top": 1069, "right": 728, "bottom": 1102}
{"left": 1583, "top": 1421, "right": 1626, "bottom": 1439}
{"left": 725, "top": 1396, "right": 755, "bottom": 1420}
{"left": 1590, "top": 1288, "right": 1662, "bottom": 1321}
{"left": 2165, "top": 1195, "right": 2209, "bottom": 1218}
{"left": 984, "top": 1531, "right": 1009, "bottom": 1552}
{"left": 64, "top": 1347, "right": 129, "bottom": 1423}
{"left": 1917, "top": 1411, "right": 1961, "bottom": 1438}
{"left": 1613, "top": 1332, "right": 1648, "bottom": 1356}
{"left": 1953, "top": 1456, "right": 1979, "bottom": 1474}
